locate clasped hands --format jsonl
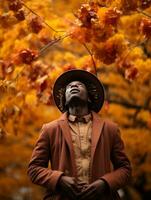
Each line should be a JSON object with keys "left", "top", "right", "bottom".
{"left": 57, "top": 176, "right": 108, "bottom": 200}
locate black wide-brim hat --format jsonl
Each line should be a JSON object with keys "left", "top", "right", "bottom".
{"left": 53, "top": 69, "right": 105, "bottom": 113}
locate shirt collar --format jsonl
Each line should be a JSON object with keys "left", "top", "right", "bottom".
{"left": 68, "top": 112, "right": 92, "bottom": 123}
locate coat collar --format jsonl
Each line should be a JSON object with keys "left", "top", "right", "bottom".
{"left": 68, "top": 113, "right": 92, "bottom": 123}
{"left": 58, "top": 111, "right": 105, "bottom": 176}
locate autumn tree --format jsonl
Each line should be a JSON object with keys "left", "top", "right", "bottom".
{"left": 0, "top": 0, "right": 151, "bottom": 199}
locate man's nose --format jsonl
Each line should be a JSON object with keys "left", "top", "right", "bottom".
{"left": 70, "top": 84, "right": 78, "bottom": 88}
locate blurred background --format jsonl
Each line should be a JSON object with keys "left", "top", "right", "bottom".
{"left": 0, "top": 0, "right": 151, "bottom": 199}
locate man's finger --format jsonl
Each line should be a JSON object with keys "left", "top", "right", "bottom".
{"left": 76, "top": 182, "right": 88, "bottom": 191}
{"left": 78, "top": 185, "right": 91, "bottom": 196}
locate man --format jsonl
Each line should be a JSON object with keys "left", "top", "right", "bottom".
{"left": 28, "top": 69, "right": 131, "bottom": 200}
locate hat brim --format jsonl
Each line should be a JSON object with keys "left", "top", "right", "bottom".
{"left": 53, "top": 69, "right": 105, "bottom": 113}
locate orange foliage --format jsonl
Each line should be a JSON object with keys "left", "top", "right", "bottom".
{"left": 0, "top": 0, "right": 151, "bottom": 199}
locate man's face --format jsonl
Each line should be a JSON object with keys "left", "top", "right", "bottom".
{"left": 65, "top": 81, "right": 88, "bottom": 105}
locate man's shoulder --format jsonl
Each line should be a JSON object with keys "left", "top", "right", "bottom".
{"left": 42, "top": 118, "right": 61, "bottom": 130}
{"left": 103, "top": 118, "right": 118, "bottom": 128}
{"left": 92, "top": 112, "right": 118, "bottom": 128}
{"left": 97, "top": 116, "right": 118, "bottom": 133}
{"left": 42, "top": 113, "right": 67, "bottom": 130}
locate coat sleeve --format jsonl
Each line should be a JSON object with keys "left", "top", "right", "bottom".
{"left": 101, "top": 126, "right": 132, "bottom": 191}
{"left": 27, "top": 124, "right": 64, "bottom": 193}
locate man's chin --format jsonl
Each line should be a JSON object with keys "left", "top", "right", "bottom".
{"left": 66, "top": 96, "right": 86, "bottom": 106}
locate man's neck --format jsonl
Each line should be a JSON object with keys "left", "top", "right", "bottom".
{"left": 68, "top": 105, "right": 89, "bottom": 117}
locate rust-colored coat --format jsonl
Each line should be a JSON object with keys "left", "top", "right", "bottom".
{"left": 28, "top": 112, "right": 131, "bottom": 200}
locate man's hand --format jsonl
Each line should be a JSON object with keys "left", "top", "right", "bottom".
{"left": 78, "top": 179, "right": 108, "bottom": 200}
{"left": 57, "top": 176, "right": 79, "bottom": 200}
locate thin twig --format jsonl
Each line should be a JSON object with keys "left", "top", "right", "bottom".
{"left": 10, "top": 34, "right": 70, "bottom": 84}
{"left": 109, "top": 99, "right": 150, "bottom": 111}
{"left": 22, "top": 2, "right": 66, "bottom": 33}
{"left": 82, "top": 43, "right": 97, "bottom": 76}
{"left": 38, "top": 38, "right": 61, "bottom": 56}
{"left": 120, "top": 36, "right": 147, "bottom": 65}
{"left": 3, "top": 33, "right": 70, "bottom": 88}
{"left": 38, "top": 33, "right": 71, "bottom": 57}
{"left": 137, "top": 8, "right": 151, "bottom": 18}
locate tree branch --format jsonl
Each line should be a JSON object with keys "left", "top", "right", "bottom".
{"left": 137, "top": 8, "right": 151, "bottom": 19}
{"left": 108, "top": 99, "right": 142, "bottom": 109}
{"left": 82, "top": 43, "right": 97, "bottom": 76}
{"left": 38, "top": 33, "right": 70, "bottom": 57}
{"left": 22, "top": 2, "right": 66, "bottom": 33}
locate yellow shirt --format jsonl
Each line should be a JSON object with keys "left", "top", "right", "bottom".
{"left": 68, "top": 113, "right": 92, "bottom": 184}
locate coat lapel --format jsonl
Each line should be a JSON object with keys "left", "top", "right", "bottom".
{"left": 91, "top": 112, "right": 105, "bottom": 162}
{"left": 58, "top": 112, "right": 77, "bottom": 176}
